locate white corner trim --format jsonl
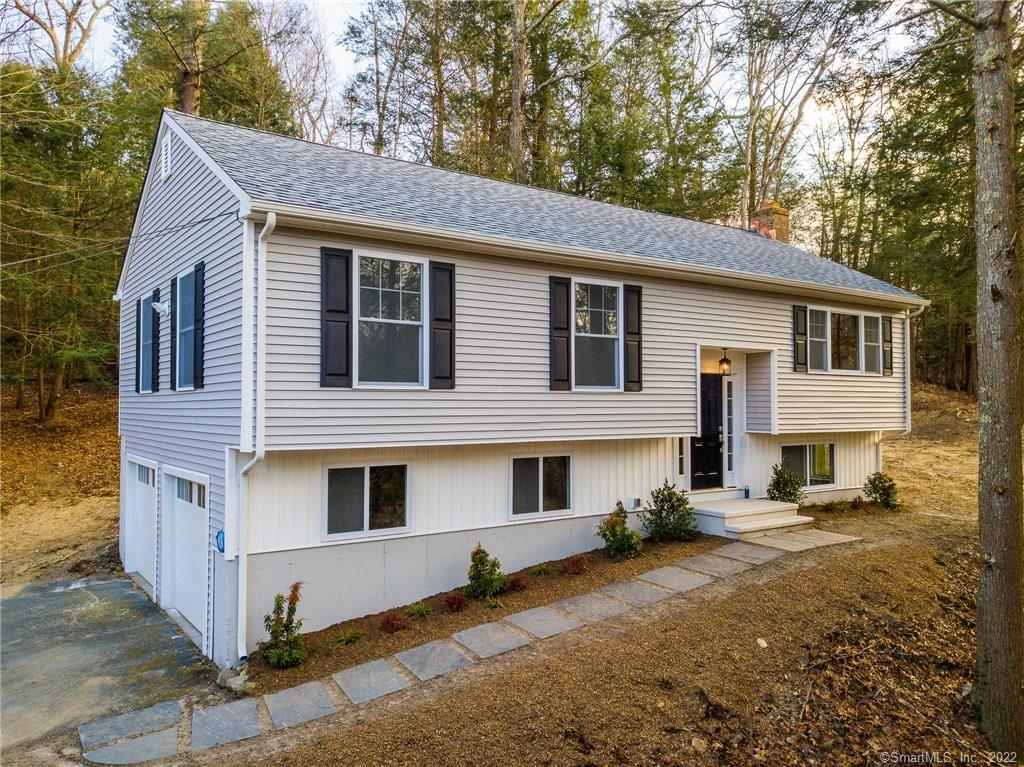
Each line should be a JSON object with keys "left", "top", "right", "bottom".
{"left": 240, "top": 218, "right": 255, "bottom": 452}
{"left": 694, "top": 343, "right": 702, "bottom": 436}
{"left": 769, "top": 349, "right": 779, "bottom": 435}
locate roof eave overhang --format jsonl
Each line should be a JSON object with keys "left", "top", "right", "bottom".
{"left": 250, "top": 200, "right": 929, "bottom": 310}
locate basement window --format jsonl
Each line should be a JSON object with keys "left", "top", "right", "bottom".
{"left": 780, "top": 444, "right": 835, "bottom": 488}
{"left": 325, "top": 464, "right": 409, "bottom": 538}
{"left": 511, "top": 455, "right": 571, "bottom": 518}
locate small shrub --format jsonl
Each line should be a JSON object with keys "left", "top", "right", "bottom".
{"left": 258, "top": 581, "right": 308, "bottom": 669}
{"left": 850, "top": 495, "right": 865, "bottom": 510}
{"left": 379, "top": 610, "right": 405, "bottom": 634}
{"left": 486, "top": 597, "right": 504, "bottom": 609}
{"left": 443, "top": 592, "right": 467, "bottom": 613}
{"left": 507, "top": 573, "right": 528, "bottom": 592}
{"left": 406, "top": 601, "right": 431, "bottom": 619}
{"left": 864, "top": 472, "right": 901, "bottom": 509}
{"left": 598, "top": 501, "right": 644, "bottom": 560}
{"left": 640, "top": 480, "right": 697, "bottom": 542}
{"left": 766, "top": 464, "right": 805, "bottom": 504}
{"left": 821, "top": 499, "right": 839, "bottom": 513}
{"left": 532, "top": 563, "right": 551, "bottom": 576}
{"left": 562, "top": 553, "right": 590, "bottom": 576}
{"left": 466, "top": 543, "right": 507, "bottom": 599}
{"left": 333, "top": 628, "right": 361, "bottom": 646}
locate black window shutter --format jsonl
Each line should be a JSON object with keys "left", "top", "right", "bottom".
{"left": 624, "top": 284, "right": 642, "bottom": 391}
{"left": 321, "top": 247, "right": 353, "bottom": 387}
{"left": 882, "top": 316, "right": 894, "bottom": 376}
{"left": 792, "top": 305, "right": 808, "bottom": 372}
{"left": 169, "top": 278, "right": 177, "bottom": 391}
{"left": 193, "top": 262, "right": 205, "bottom": 389}
{"left": 135, "top": 299, "right": 141, "bottom": 394}
{"left": 429, "top": 262, "right": 456, "bottom": 389}
{"left": 549, "top": 276, "right": 572, "bottom": 390}
{"left": 150, "top": 288, "right": 160, "bottom": 392}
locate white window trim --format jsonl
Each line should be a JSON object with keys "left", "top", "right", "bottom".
{"left": 139, "top": 296, "right": 154, "bottom": 394}
{"left": 861, "top": 312, "right": 884, "bottom": 375}
{"left": 321, "top": 461, "right": 412, "bottom": 542}
{"left": 570, "top": 276, "right": 624, "bottom": 392}
{"left": 507, "top": 451, "right": 574, "bottom": 522}
{"left": 779, "top": 442, "right": 837, "bottom": 491}
{"left": 163, "top": 464, "right": 210, "bottom": 487}
{"left": 176, "top": 264, "right": 197, "bottom": 391}
{"left": 806, "top": 305, "right": 884, "bottom": 376}
{"left": 352, "top": 249, "right": 430, "bottom": 390}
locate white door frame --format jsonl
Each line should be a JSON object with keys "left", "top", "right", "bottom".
{"left": 159, "top": 464, "right": 210, "bottom": 650}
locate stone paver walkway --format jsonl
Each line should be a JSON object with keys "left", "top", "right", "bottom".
{"left": 78, "top": 529, "right": 860, "bottom": 764}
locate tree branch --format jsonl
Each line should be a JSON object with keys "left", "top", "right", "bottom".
{"left": 925, "top": 0, "right": 982, "bottom": 29}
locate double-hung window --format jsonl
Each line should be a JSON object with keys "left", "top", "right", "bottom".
{"left": 139, "top": 296, "right": 154, "bottom": 393}
{"left": 863, "top": 316, "right": 882, "bottom": 374}
{"left": 325, "top": 464, "right": 408, "bottom": 538}
{"left": 808, "top": 309, "right": 828, "bottom": 372}
{"left": 177, "top": 269, "right": 196, "bottom": 388}
{"left": 511, "top": 455, "right": 571, "bottom": 517}
{"left": 781, "top": 443, "right": 835, "bottom": 488}
{"left": 573, "top": 281, "right": 620, "bottom": 389}
{"left": 357, "top": 255, "right": 425, "bottom": 386}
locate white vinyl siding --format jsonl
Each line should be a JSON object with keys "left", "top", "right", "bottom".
{"left": 118, "top": 128, "right": 245, "bottom": 661}
{"left": 745, "top": 351, "right": 772, "bottom": 433}
{"left": 262, "top": 231, "right": 906, "bottom": 444}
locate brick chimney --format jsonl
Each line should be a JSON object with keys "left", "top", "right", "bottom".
{"left": 749, "top": 202, "right": 790, "bottom": 243}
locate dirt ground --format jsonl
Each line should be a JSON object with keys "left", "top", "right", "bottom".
{"left": 882, "top": 383, "right": 982, "bottom": 518}
{"left": 1, "top": 387, "right": 122, "bottom": 583}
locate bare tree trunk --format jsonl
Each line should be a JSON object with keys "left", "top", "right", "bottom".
{"left": 36, "top": 366, "right": 45, "bottom": 423}
{"left": 509, "top": 0, "right": 528, "bottom": 181}
{"left": 42, "top": 360, "right": 65, "bottom": 423}
{"left": 180, "top": 0, "right": 207, "bottom": 115}
{"left": 968, "top": 0, "right": 1024, "bottom": 750}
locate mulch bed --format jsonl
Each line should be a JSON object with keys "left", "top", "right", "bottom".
{"left": 246, "top": 533, "right": 723, "bottom": 693}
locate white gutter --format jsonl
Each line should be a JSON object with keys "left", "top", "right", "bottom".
{"left": 236, "top": 211, "right": 275, "bottom": 663}
{"left": 901, "top": 304, "right": 927, "bottom": 436}
{"left": 250, "top": 199, "right": 930, "bottom": 311}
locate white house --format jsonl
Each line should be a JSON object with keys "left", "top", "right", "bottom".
{"left": 115, "top": 110, "right": 928, "bottom": 668}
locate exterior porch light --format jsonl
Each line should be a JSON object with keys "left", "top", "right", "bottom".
{"left": 719, "top": 348, "right": 732, "bottom": 376}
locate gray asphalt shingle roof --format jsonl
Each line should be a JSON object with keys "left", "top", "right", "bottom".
{"left": 167, "top": 111, "right": 922, "bottom": 304}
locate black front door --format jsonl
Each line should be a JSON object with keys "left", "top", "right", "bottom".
{"left": 690, "top": 373, "right": 723, "bottom": 490}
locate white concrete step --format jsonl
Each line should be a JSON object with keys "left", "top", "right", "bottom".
{"left": 724, "top": 515, "right": 816, "bottom": 540}
{"left": 691, "top": 498, "right": 812, "bottom": 540}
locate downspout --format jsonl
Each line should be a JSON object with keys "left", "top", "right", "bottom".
{"left": 236, "top": 211, "right": 276, "bottom": 663}
{"left": 901, "top": 305, "right": 926, "bottom": 437}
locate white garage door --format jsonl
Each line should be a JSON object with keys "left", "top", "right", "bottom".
{"left": 128, "top": 462, "right": 157, "bottom": 588}
{"left": 169, "top": 476, "right": 207, "bottom": 635}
